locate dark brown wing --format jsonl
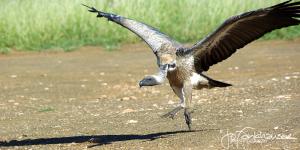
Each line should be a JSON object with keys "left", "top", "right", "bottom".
{"left": 190, "top": 0, "right": 300, "bottom": 73}
{"left": 83, "top": 5, "right": 182, "bottom": 55}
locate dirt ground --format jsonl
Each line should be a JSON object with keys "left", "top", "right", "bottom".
{"left": 0, "top": 40, "right": 299, "bottom": 150}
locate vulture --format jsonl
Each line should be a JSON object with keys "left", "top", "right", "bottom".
{"left": 84, "top": 0, "right": 300, "bottom": 130}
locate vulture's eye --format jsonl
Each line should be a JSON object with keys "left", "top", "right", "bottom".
{"left": 169, "top": 63, "right": 176, "bottom": 68}
{"left": 147, "top": 78, "right": 153, "bottom": 81}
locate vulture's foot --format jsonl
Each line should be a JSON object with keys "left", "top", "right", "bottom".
{"left": 161, "top": 106, "right": 183, "bottom": 119}
{"left": 184, "top": 108, "right": 194, "bottom": 131}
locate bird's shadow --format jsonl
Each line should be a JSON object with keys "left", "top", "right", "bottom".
{"left": 0, "top": 129, "right": 218, "bottom": 148}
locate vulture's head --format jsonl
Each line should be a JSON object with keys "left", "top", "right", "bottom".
{"left": 139, "top": 76, "right": 161, "bottom": 87}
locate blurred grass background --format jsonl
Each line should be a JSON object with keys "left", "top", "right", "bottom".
{"left": 0, "top": 0, "right": 300, "bottom": 53}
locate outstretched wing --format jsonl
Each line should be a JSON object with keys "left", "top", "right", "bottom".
{"left": 189, "top": 0, "right": 300, "bottom": 73}
{"left": 83, "top": 5, "right": 182, "bottom": 55}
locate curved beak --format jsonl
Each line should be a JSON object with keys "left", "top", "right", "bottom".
{"left": 139, "top": 80, "right": 144, "bottom": 88}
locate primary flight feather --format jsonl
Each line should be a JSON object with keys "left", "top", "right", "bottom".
{"left": 83, "top": 0, "right": 300, "bottom": 130}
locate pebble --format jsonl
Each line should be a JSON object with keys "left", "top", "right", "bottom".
{"left": 126, "top": 120, "right": 138, "bottom": 124}
{"left": 153, "top": 104, "right": 159, "bottom": 108}
{"left": 244, "top": 99, "right": 252, "bottom": 102}
{"left": 168, "top": 100, "right": 175, "bottom": 105}
{"left": 18, "top": 134, "right": 27, "bottom": 139}
{"left": 67, "top": 142, "right": 77, "bottom": 146}
{"left": 91, "top": 114, "right": 100, "bottom": 117}
{"left": 8, "top": 100, "right": 15, "bottom": 103}
{"left": 122, "top": 109, "right": 136, "bottom": 114}
{"left": 17, "top": 112, "right": 24, "bottom": 115}
{"left": 130, "top": 96, "right": 137, "bottom": 100}
{"left": 276, "top": 95, "right": 291, "bottom": 99}
{"left": 99, "top": 95, "right": 107, "bottom": 99}
{"left": 69, "top": 98, "right": 76, "bottom": 101}
{"left": 10, "top": 75, "right": 17, "bottom": 78}
{"left": 121, "top": 97, "right": 130, "bottom": 101}
{"left": 30, "top": 97, "right": 38, "bottom": 101}
{"left": 151, "top": 90, "right": 160, "bottom": 94}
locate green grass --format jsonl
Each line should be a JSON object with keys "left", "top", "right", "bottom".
{"left": 0, "top": 0, "right": 300, "bottom": 52}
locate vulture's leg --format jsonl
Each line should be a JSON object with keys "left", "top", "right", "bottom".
{"left": 183, "top": 82, "right": 194, "bottom": 131}
{"left": 161, "top": 86, "right": 184, "bottom": 119}
{"left": 161, "top": 105, "right": 183, "bottom": 119}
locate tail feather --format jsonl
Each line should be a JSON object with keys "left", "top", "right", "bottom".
{"left": 208, "top": 78, "right": 232, "bottom": 87}
{"left": 200, "top": 73, "right": 232, "bottom": 87}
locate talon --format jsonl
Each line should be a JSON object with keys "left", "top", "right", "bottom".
{"left": 161, "top": 111, "right": 176, "bottom": 119}
{"left": 161, "top": 106, "right": 183, "bottom": 119}
{"left": 184, "top": 108, "right": 193, "bottom": 131}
